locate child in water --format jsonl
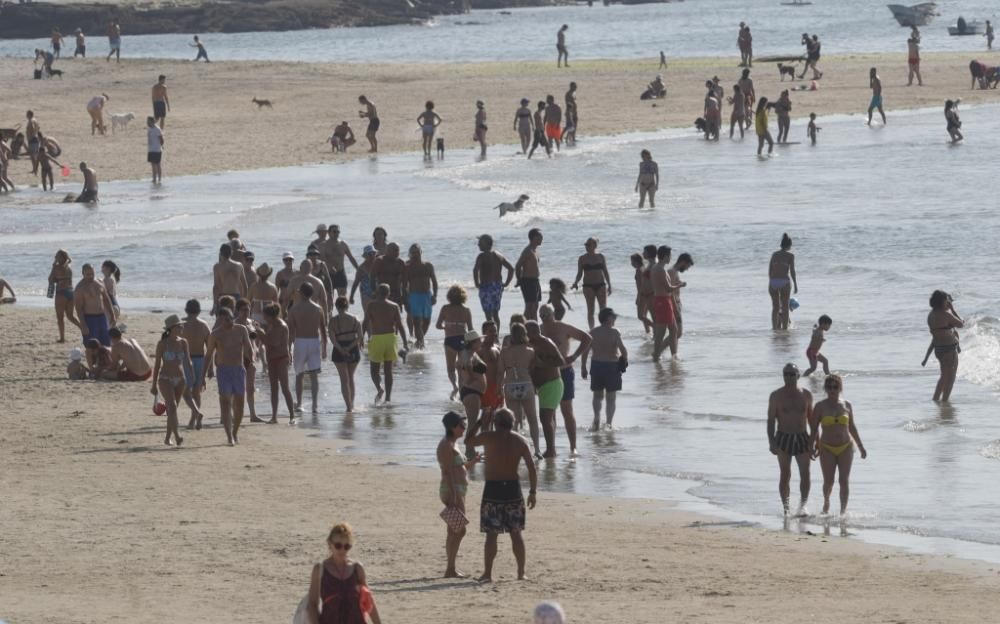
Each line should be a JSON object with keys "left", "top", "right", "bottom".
{"left": 547, "top": 278, "right": 571, "bottom": 321}
{"left": 807, "top": 112, "right": 820, "bottom": 145}
{"left": 803, "top": 315, "right": 832, "bottom": 376}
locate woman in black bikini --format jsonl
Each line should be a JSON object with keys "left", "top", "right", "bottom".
{"left": 435, "top": 285, "right": 474, "bottom": 401}
{"left": 329, "top": 296, "right": 363, "bottom": 412}
{"left": 513, "top": 98, "right": 533, "bottom": 153}
{"left": 305, "top": 522, "right": 382, "bottom": 624}
{"left": 571, "top": 237, "right": 611, "bottom": 329}
{"left": 47, "top": 249, "right": 82, "bottom": 342}
{"left": 924, "top": 290, "right": 964, "bottom": 402}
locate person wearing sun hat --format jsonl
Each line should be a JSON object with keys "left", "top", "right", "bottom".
{"left": 248, "top": 262, "right": 278, "bottom": 324}
{"left": 350, "top": 245, "right": 378, "bottom": 313}
{"left": 151, "top": 314, "right": 202, "bottom": 447}
{"left": 67, "top": 347, "right": 89, "bottom": 379}
{"left": 581, "top": 307, "right": 627, "bottom": 431}
{"left": 310, "top": 223, "right": 328, "bottom": 252}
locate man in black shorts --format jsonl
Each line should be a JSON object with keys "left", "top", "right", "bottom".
{"left": 152, "top": 75, "right": 170, "bottom": 130}
{"left": 358, "top": 95, "right": 379, "bottom": 153}
{"left": 464, "top": 407, "right": 537, "bottom": 583}
{"left": 515, "top": 228, "right": 543, "bottom": 320}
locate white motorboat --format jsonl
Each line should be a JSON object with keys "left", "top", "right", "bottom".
{"left": 887, "top": 3, "right": 938, "bottom": 27}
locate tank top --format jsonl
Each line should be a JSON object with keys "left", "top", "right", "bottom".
{"left": 320, "top": 564, "right": 364, "bottom": 624}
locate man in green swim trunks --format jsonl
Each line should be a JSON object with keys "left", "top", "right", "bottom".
{"left": 526, "top": 321, "right": 566, "bottom": 459}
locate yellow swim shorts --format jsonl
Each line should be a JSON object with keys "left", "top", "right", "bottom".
{"left": 368, "top": 332, "right": 397, "bottom": 364}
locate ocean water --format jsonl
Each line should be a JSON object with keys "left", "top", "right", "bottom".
{"left": 3, "top": 104, "right": 1000, "bottom": 561}
{"left": 1, "top": 1, "right": 999, "bottom": 63}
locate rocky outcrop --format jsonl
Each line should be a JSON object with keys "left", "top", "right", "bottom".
{"left": 0, "top": 0, "right": 563, "bottom": 39}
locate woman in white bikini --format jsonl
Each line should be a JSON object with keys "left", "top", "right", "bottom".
{"left": 499, "top": 322, "right": 539, "bottom": 453}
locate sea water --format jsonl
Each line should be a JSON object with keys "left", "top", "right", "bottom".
{"left": 2, "top": 104, "right": 999, "bottom": 560}
{"left": 1, "top": 1, "right": 998, "bottom": 63}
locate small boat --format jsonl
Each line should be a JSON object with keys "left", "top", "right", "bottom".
{"left": 780, "top": 0, "right": 813, "bottom": 5}
{"left": 887, "top": 3, "right": 938, "bottom": 27}
{"left": 948, "top": 17, "right": 983, "bottom": 36}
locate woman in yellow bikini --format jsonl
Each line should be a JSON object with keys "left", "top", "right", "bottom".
{"left": 811, "top": 375, "right": 867, "bottom": 516}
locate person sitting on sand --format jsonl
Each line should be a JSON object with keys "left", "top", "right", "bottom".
{"left": 67, "top": 347, "right": 89, "bottom": 380}
{"left": 329, "top": 121, "right": 356, "bottom": 153}
{"left": 0, "top": 276, "right": 16, "bottom": 304}
{"left": 84, "top": 338, "right": 113, "bottom": 378}
{"left": 305, "top": 522, "right": 383, "bottom": 624}
{"left": 74, "top": 162, "right": 99, "bottom": 203}
{"left": 105, "top": 327, "right": 152, "bottom": 381}
{"left": 464, "top": 407, "right": 538, "bottom": 582}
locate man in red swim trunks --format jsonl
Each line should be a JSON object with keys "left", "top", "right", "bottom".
{"left": 650, "top": 245, "right": 682, "bottom": 361}
{"left": 543, "top": 95, "right": 563, "bottom": 152}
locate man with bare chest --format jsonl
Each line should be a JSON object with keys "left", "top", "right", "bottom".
{"left": 288, "top": 259, "right": 328, "bottom": 319}
{"left": 515, "top": 228, "right": 543, "bottom": 320}
{"left": 364, "top": 283, "right": 409, "bottom": 404}
{"left": 527, "top": 321, "right": 566, "bottom": 458}
{"left": 473, "top": 234, "right": 514, "bottom": 327}
{"left": 182, "top": 298, "right": 211, "bottom": 428}
{"left": 74, "top": 263, "right": 117, "bottom": 346}
{"left": 324, "top": 224, "right": 358, "bottom": 297}
{"left": 287, "top": 282, "right": 327, "bottom": 414}
{"left": 539, "top": 304, "right": 590, "bottom": 457}
{"left": 213, "top": 243, "right": 247, "bottom": 312}
{"left": 200, "top": 308, "right": 253, "bottom": 446}
{"left": 403, "top": 243, "right": 438, "bottom": 349}
{"left": 767, "top": 363, "right": 815, "bottom": 516}
{"left": 373, "top": 242, "right": 405, "bottom": 304}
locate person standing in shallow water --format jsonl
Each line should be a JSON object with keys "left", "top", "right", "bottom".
{"left": 867, "top": 67, "right": 886, "bottom": 126}
{"left": 417, "top": 101, "right": 442, "bottom": 159}
{"left": 923, "top": 290, "right": 963, "bottom": 402}
{"left": 812, "top": 375, "right": 867, "bottom": 516}
{"left": 513, "top": 98, "right": 533, "bottom": 153}
{"left": 768, "top": 233, "right": 797, "bottom": 330}
{"left": 767, "top": 363, "right": 814, "bottom": 517}
{"left": 358, "top": 95, "right": 379, "bottom": 153}
{"left": 944, "top": 100, "right": 963, "bottom": 143}
{"left": 635, "top": 149, "right": 659, "bottom": 208}
{"left": 556, "top": 24, "right": 569, "bottom": 68}
{"left": 474, "top": 100, "right": 488, "bottom": 158}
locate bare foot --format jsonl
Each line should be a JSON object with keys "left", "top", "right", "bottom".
{"left": 375, "top": 389, "right": 385, "bottom": 404}
{"left": 176, "top": 436, "right": 183, "bottom": 447}
{"left": 250, "top": 416, "right": 266, "bottom": 423}
{"left": 444, "top": 569, "right": 467, "bottom": 579}
{"left": 268, "top": 418, "right": 278, "bottom": 424}
{"left": 517, "top": 574, "right": 529, "bottom": 581}
{"left": 542, "top": 450, "right": 556, "bottom": 459}
{"left": 186, "top": 418, "right": 196, "bottom": 431}
{"left": 232, "top": 434, "right": 239, "bottom": 445}
{"left": 449, "top": 388, "right": 458, "bottom": 401}
{"left": 164, "top": 436, "right": 174, "bottom": 446}
{"left": 476, "top": 575, "right": 492, "bottom": 584}
{"left": 195, "top": 414, "right": 203, "bottom": 430}
{"left": 289, "top": 417, "right": 298, "bottom": 425}
{"left": 227, "top": 439, "right": 235, "bottom": 447}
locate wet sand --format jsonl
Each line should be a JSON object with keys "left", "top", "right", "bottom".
{"left": 1, "top": 306, "right": 998, "bottom": 623}
{"left": 1, "top": 51, "right": 995, "bottom": 187}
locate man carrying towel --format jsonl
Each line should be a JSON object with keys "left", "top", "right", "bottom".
{"left": 74, "top": 263, "right": 116, "bottom": 346}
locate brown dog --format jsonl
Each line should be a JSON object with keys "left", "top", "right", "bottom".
{"left": 251, "top": 97, "right": 273, "bottom": 110}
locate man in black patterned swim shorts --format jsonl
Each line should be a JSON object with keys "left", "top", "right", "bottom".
{"left": 465, "top": 407, "right": 537, "bottom": 583}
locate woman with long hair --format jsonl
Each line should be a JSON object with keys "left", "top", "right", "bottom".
{"left": 923, "top": 290, "right": 964, "bottom": 402}
{"left": 330, "top": 296, "right": 363, "bottom": 412}
{"left": 305, "top": 522, "right": 382, "bottom": 624}
{"left": 47, "top": 249, "right": 81, "bottom": 342}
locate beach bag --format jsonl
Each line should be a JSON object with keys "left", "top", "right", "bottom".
{"left": 440, "top": 505, "right": 469, "bottom": 533}
{"left": 292, "top": 594, "right": 310, "bottom": 624}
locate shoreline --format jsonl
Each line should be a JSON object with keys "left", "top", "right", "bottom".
{"left": 2, "top": 305, "right": 999, "bottom": 623}
{"left": 1, "top": 51, "right": 997, "bottom": 187}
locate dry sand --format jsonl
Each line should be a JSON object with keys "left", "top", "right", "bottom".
{"left": 1, "top": 305, "right": 999, "bottom": 623}
{"left": 1, "top": 51, "right": 997, "bottom": 189}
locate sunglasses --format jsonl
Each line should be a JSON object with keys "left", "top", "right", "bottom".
{"left": 331, "top": 542, "right": 352, "bottom": 551}
{"left": 783, "top": 372, "right": 799, "bottom": 378}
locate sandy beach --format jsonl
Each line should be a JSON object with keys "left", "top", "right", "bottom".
{"left": 1, "top": 305, "right": 998, "bottom": 623}
{"left": 1, "top": 51, "right": 997, "bottom": 188}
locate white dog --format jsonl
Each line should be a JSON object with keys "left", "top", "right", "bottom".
{"left": 111, "top": 112, "right": 136, "bottom": 134}
{"left": 495, "top": 194, "right": 530, "bottom": 218}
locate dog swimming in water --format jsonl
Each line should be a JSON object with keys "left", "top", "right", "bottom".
{"left": 495, "top": 194, "right": 530, "bottom": 217}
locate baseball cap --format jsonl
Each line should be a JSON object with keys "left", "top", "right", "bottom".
{"left": 363, "top": 245, "right": 376, "bottom": 256}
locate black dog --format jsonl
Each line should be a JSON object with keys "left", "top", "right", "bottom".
{"left": 48, "top": 68, "right": 64, "bottom": 79}
{"left": 436, "top": 137, "right": 445, "bottom": 158}
{"left": 777, "top": 63, "right": 796, "bottom": 81}
{"left": 694, "top": 117, "right": 708, "bottom": 133}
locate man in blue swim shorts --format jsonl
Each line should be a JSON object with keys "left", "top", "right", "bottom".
{"left": 199, "top": 308, "right": 254, "bottom": 446}
{"left": 73, "top": 263, "right": 117, "bottom": 346}
{"left": 867, "top": 67, "right": 885, "bottom": 126}
{"left": 473, "top": 234, "right": 515, "bottom": 327}
{"left": 403, "top": 243, "right": 438, "bottom": 349}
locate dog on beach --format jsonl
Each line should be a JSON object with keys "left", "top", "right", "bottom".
{"left": 111, "top": 112, "right": 136, "bottom": 133}
{"left": 495, "top": 194, "right": 529, "bottom": 218}
{"left": 252, "top": 97, "right": 274, "bottom": 110}
{"left": 47, "top": 68, "right": 64, "bottom": 79}
{"left": 694, "top": 117, "right": 708, "bottom": 133}
{"left": 777, "top": 63, "right": 797, "bottom": 81}
{"left": 436, "top": 137, "right": 445, "bottom": 159}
